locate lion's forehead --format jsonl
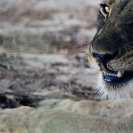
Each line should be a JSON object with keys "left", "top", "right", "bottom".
{"left": 101, "top": 0, "right": 115, "bottom": 5}
{"left": 102, "top": 0, "right": 131, "bottom": 5}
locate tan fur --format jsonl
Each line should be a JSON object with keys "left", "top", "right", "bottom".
{"left": 88, "top": 46, "right": 100, "bottom": 70}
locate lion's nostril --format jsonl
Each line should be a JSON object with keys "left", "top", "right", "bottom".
{"left": 92, "top": 51, "right": 118, "bottom": 64}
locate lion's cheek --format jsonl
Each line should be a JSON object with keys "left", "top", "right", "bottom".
{"left": 88, "top": 48, "right": 100, "bottom": 70}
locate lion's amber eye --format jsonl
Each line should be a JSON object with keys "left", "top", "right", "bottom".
{"left": 104, "top": 6, "right": 110, "bottom": 14}
{"left": 100, "top": 4, "right": 110, "bottom": 16}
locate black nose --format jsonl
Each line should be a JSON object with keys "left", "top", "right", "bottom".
{"left": 92, "top": 51, "right": 118, "bottom": 64}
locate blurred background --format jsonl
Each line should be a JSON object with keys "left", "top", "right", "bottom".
{"left": 0, "top": 0, "right": 100, "bottom": 109}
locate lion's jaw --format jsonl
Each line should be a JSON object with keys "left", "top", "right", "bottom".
{"left": 96, "top": 72, "right": 133, "bottom": 100}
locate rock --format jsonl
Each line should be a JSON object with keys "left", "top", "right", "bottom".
{"left": 0, "top": 99, "right": 133, "bottom": 133}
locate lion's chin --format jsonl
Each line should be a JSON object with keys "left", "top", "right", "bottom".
{"left": 96, "top": 73, "right": 133, "bottom": 100}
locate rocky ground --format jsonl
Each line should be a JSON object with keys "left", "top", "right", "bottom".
{"left": 0, "top": 0, "right": 101, "bottom": 109}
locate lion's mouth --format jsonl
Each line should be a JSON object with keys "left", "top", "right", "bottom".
{"left": 102, "top": 69, "right": 133, "bottom": 84}
{"left": 92, "top": 50, "right": 133, "bottom": 84}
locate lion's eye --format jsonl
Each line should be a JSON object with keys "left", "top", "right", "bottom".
{"left": 100, "top": 4, "right": 110, "bottom": 17}
{"left": 104, "top": 6, "right": 110, "bottom": 14}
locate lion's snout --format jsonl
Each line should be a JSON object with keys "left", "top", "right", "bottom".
{"left": 92, "top": 51, "right": 118, "bottom": 66}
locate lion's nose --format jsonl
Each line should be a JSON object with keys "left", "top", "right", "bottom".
{"left": 92, "top": 51, "right": 118, "bottom": 64}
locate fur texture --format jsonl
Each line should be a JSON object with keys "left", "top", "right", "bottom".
{"left": 88, "top": 0, "right": 133, "bottom": 99}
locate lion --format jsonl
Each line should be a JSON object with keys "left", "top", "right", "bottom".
{"left": 57, "top": 0, "right": 133, "bottom": 114}
{"left": 1, "top": 0, "right": 133, "bottom": 133}
{"left": 88, "top": 0, "right": 133, "bottom": 100}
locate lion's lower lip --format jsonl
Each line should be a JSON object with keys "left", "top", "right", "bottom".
{"left": 102, "top": 70, "right": 133, "bottom": 84}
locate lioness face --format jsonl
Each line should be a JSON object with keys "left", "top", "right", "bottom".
{"left": 89, "top": 0, "right": 133, "bottom": 99}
